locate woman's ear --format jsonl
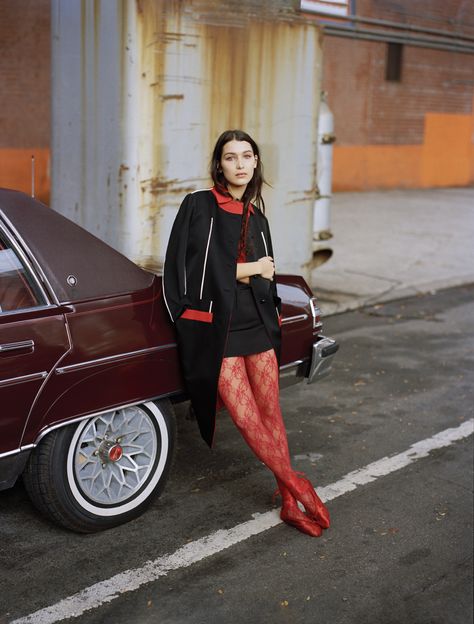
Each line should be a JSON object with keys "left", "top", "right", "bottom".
{"left": 254, "top": 155, "right": 258, "bottom": 169}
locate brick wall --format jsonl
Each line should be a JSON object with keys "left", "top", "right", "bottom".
{"left": 358, "top": 0, "right": 474, "bottom": 36}
{"left": 0, "top": 0, "right": 50, "bottom": 148}
{"left": 319, "top": 0, "right": 474, "bottom": 188}
{"left": 323, "top": 38, "right": 474, "bottom": 145}
{"left": 0, "top": 0, "right": 50, "bottom": 201}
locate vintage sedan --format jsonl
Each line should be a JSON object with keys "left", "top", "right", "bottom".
{"left": 0, "top": 188, "right": 338, "bottom": 532}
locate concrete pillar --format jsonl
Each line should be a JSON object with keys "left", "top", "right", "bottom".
{"left": 51, "top": 1, "right": 322, "bottom": 281}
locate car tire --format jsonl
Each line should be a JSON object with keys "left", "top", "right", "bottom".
{"left": 23, "top": 400, "right": 176, "bottom": 533}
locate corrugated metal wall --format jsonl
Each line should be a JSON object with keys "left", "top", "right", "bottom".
{"left": 51, "top": 0, "right": 323, "bottom": 279}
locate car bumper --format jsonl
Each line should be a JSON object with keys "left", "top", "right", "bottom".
{"left": 306, "top": 336, "right": 339, "bottom": 384}
{"left": 279, "top": 335, "right": 339, "bottom": 389}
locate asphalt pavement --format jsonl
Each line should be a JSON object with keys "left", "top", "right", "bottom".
{"left": 1, "top": 285, "right": 473, "bottom": 624}
{"left": 1, "top": 186, "right": 473, "bottom": 624}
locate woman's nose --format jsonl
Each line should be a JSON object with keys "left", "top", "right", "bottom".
{"left": 236, "top": 157, "right": 244, "bottom": 169}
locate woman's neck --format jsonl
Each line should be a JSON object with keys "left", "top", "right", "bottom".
{"left": 226, "top": 183, "right": 247, "bottom": 201}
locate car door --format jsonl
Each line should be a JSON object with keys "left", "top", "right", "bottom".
{"left": 0, "top": 229, "right": 70, "bottom": 455}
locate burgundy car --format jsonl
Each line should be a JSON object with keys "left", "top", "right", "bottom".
{"left": 0, "top": 188, "right": 338, "bottom": 532}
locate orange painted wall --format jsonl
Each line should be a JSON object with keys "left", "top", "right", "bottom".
{"left": 332, "top": 111, "right": 474, "bottom": 191}
{"left": 0, "top": 149, "right": 50, "bottom": 204}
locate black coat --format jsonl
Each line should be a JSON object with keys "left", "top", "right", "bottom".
{"left": 163, "top": 189, "right": 282, "bottom": 447}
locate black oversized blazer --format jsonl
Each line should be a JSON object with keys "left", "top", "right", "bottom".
{"left": 163, "top": 189, "right": 282, "bottom": 448}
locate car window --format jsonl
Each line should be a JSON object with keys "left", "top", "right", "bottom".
{"left": 0, "top": 234, "right": 45, "bottom": 313}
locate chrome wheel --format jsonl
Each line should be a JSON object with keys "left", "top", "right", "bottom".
{"left": 72, "top": 405, "right": 158, "bottom": 505}
{"left": 23, "top": 399, "right": 176, "bottom": 532}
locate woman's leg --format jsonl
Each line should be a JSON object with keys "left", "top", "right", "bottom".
{"left": 218, "top": 355, "right": 329, "bottom": 529}
{"left": 218, "top": 356, "right": 291, "bottom": 474}
{"left": 244, "top": 349, "right": 294, "bottom": 504}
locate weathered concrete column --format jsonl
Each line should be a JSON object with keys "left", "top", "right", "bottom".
{"left": 51, "top": 1, "right": 322, "bottom": 281}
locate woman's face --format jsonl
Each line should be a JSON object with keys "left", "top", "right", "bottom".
{"left": 219, "top": 140, "right": 257, "bottom": 191}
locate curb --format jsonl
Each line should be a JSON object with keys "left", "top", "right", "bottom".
{"left": 315, "top": 275, "right": 474, "bottom": 317}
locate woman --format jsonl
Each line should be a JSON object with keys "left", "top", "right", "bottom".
{"left": 163, "top": 129, "right": 330, "bottom": 537}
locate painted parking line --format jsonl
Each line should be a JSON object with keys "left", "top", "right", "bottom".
{"left": 10, "top": 419, "right": 473, "bottom": 624}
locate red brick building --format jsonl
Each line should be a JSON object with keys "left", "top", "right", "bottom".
{"left": 1, "top": 0, "right": 473, "bottom": 198}
{"left": 0, "top": 0, "right": 50, "bottom": 202}
{"left": 303, "top": 0, "right": 474, "bottom": 189}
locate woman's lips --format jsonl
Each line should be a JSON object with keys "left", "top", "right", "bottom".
{"left": 236, "top": 173, "right": 247, "bottom": 177}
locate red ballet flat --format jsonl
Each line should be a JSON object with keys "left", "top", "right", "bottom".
{"left": 279, "top": 496, "right": 323, "bottom": 538}
{"left": 277, "top": 471, "right": 330, "bottom": 529}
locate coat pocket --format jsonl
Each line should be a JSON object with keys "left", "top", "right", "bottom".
{"left": 178, "top": 299, "right": 214, "bottom": 323}
{"left": 180, "top": 308, "right": 213, "bottom": 323}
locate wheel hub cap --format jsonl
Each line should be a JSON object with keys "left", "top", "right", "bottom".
{"left": 72, "top": 406, "right": 158, "bottom": 505}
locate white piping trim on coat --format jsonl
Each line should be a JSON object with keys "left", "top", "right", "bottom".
{"left": 261, "top": 231, "right": 269, "bottom": 256}
{"left": 191, "top": 187, "right": 213, "bottom": 194}
{"left": 161, "top": 261, "right": 174, "bottom": 323}
{"left": 199, "top": 217, "right": 214, "bottom": 300}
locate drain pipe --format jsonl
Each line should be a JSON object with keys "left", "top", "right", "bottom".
{"left": 312, "top": 91, "right": 334, "bottom": 270}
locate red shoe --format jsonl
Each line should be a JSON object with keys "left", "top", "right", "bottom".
{"left": 285, "top": 472, "right": 330, "bottom": 529}
{"left": 279, "top": 496, "right": 323, "bottom": 538}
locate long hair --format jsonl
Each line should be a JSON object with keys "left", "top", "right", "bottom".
{"left": 210, "top": 129, "right": 266, "bottom": 213}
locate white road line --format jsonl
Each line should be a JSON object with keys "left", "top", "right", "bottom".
{"left": 11, "top": 419, "right": 473, "bottom": 624}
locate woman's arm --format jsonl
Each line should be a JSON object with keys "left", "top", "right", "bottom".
{"left": 236, "top": 256, "right": 274, "bottom": 283}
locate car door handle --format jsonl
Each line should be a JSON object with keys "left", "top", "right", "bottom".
{"left": 0, "top": 340, "right": 35, "bottom": 354}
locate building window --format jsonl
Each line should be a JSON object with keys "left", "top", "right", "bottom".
{"left": 386, "top": 42, "right": 403, "bottom": 82}
{"left": 300, "top": 0, "right": 351, "bottom": 17}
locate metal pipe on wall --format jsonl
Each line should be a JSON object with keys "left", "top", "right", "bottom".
{"left": 323, "top": 25, "right": 474, "bottom": 54}
{"left": 300, "top": 8, "right": 474, "bottom": 43}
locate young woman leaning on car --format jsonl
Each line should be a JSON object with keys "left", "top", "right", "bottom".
{"left": 163, "top": 129, "right": 330, "bottom": 537}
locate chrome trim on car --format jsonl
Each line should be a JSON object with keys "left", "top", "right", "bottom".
{"left": 33, "top": 396, "right": 172, "bottom": 446}
{"left": 0, "top": 444, "right": 35, "bottom": 459}
{"left": 0, "top": 339, "right": 34, "bottom": 353}
{"left": 280, "top": 359, "right": 305, "bottom": 370}
{"left": 21, "top": 316, "right": 74, "bottom": 441}
{"left": 307, "top": 337, "right": 339, "bottom": 384}
{"left": 309, "top": 297, "right": 323, "bottom": 330}
{"left": 0, "top": 210, "right": 60, "bottom": 305}
{"left": 55, "top": 343, "right": 178, "bottom": 374}
{"left": 0, "top": 304, "right": 58, "bottom": 317}
{"left": 0, "top": 371, "right": 48, "bottom": 387}
{"left": 281, "top": 314, "right": 308, "bottom": 325}
{"left": 279, "top": 358, "right": 309, "bottom": 389}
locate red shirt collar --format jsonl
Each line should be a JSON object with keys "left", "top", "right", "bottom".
{"left": 211, "top": 185, "right": 255, "bottom": 215}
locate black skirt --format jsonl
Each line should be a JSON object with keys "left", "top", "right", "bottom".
{"left": 224, "top": 282, "right": 272, "bottom": 357}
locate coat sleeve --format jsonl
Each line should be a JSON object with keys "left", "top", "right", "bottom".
{"left": 162, "top": 193, "right": 194, "bottom": 323}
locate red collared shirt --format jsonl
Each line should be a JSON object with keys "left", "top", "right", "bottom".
{"left": 211, "top": 185, "right": 254, "bottom": 262}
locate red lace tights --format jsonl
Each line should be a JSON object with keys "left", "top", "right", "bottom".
{"left": 218, "top": 349, "right": 295, "bottom": 505}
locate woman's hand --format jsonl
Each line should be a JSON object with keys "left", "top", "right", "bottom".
{"left": 258, "top": 256, "right": 275, "bottom": 280}
{"left": 235, "top": 256, "right": 275, "bottom": 282}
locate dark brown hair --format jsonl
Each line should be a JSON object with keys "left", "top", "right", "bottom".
{"left": 210, "top": 129, "right": 266, "bottom": 213}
